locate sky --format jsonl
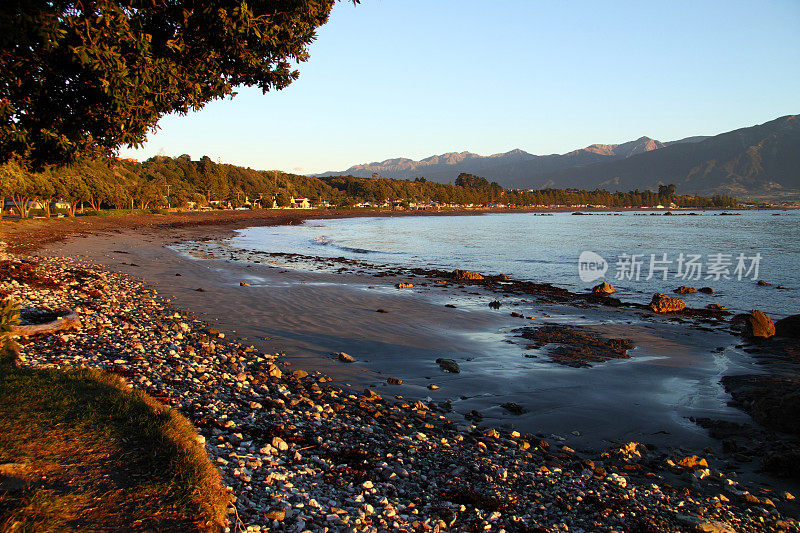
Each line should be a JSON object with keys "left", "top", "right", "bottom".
{"left": 119, "top": 0, "right": 800, "bottom": 174}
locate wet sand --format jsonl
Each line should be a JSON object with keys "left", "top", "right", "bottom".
{"left": 39, "top": 220, "right": 763, "bottom": 456}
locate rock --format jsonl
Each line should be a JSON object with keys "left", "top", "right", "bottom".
{"left": 757, "top": 280, "right": 769, "bottom": 286}
{"left": 706, "top": 304, "right": 726, "bottom": 310}
{"left": 500, "top": 402, "right": 527, "bottom": 415}
{"left": 676, "top": 455, "right": 709, "bottom": 469}
{"left": 395, "top": 282, "right": 414, "bottom": 289}
{"left": 744, "top": 310, "right": 775, "bottom": 339}
{"left": 435, "top": 358, "right": 460, "bottom": 373}
{"left": 775, "top": 314, "right": 800, "bottom": 338}
{"left": 292, "top": 369, "right": 309, "bottom": 379}
{"left": 427, "top": 384, "right": 439, "bottom": 390}
{"left": 376, "top": 309, "right": 388, "bottom": 313}
{"left": 387, "top": 377, "right": 402, "bottom": 385}
{"left": 240, "top": 282, "right": 250, "bottom": 287}
{"left": 674, "top": 286, "right": 697, "bottom": 294}
{"left": 271, "top": 437, "right": 289, "bottom": 451}
{"left": 265, "top": 508, "right": 286, "bottom": 521}
{"left": 195, "top": 287, "right": 205, "bottom": 292}
{"left": 336, "top": 352, "right": 355, "bottom": 363}
{"left": 488, "top": 300, "right": 502, "bottom": 309}
{"left": 699, "top": 287, "right": 715, "bottom": 294}
{"left": 453, "top": 269, "right": 484, "bottom": 281}
{"left": 649, "top": 293, "right": 686, "bottom": 313}
{"left": 464, "top": 410, "right": 482, "bottom": 421}
{"left": 592, "top": 282, "right": 616, "bottom": 295}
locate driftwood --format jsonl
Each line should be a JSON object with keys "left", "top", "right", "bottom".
{"left": 11, "top": 312, "right": 80, "bottom": 338}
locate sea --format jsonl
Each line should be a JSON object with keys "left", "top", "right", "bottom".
{"left": 228, "top": 210, "right": 798, "bottom": 318}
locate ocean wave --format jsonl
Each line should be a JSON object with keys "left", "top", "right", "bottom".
{"left": 311, "top": 236, "right": 378, "bottom": 254}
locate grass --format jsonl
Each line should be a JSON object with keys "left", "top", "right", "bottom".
{"left": 0, "top": 354, "right": 229, "bottom": 532}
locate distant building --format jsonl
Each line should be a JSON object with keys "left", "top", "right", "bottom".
{"left": 291, "top": 197, "right": 311, "bottom": 209}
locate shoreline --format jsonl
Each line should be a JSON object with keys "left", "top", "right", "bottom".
{"left": 7, "top": 251, "right": 800, "bottom": 531}
{"left": 36, "top": 215, "right": 798, "bottom": 475}
{"left": 2, "top": 204, "right": 791, "bottom": 256}
{"left": 5, "top": 207, "right": 800, "bottom": 529}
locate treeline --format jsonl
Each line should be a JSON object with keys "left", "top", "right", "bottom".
{"left": 503, "top": 187, "right": 738, "bottom": 208}
{"left": 0, "top": 156, "right": 736, "bottom": 218}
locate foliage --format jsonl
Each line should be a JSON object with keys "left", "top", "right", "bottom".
{"left": 0, "top": 296, "right": 20, "bottom": 348}
{"left": 0, "top": 0, "right": 355, "bottom": 170}
{"left": 0, "top": 155, "right": 738, "bottom": 215}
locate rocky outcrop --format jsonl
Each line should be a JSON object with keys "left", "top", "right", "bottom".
{"left": 592, "top": 282, "right": 616, "bottom": 295}
{"left": 649, "top": 293, "right": 686, "bottom": 313}
{"left": 395, "top": 282, "right": 414, "bottom": 289}
{"left": 744, "top": 310, "right": 775, "bottom": 339}
{"left": 453, "top": 269, "right": 484, "bottom": 281}
{"left": 516, "top": 324, "right": 634, "bottom": 367}
{"left": 775, "top": 315, "right": 800, "bottom": 338}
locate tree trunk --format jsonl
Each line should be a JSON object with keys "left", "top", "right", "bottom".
{"left": 11, "top": 194, "right": 30, "bottom": 218}
{"left": 40, "top": 197, "right": 52, "bottom": 218}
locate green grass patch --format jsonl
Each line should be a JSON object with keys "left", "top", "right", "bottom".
{"left": 0, "top": 358, "right": 229, "bottom": 532}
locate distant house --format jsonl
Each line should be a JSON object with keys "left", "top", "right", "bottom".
{"left": 291, "top": 197, "right": 311, "bottom": 209}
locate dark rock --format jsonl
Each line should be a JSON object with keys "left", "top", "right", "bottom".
{"left": 757, "top": 280, "right": 770, "bottom": 286}
{"left": 387, "top": 377, "right": 402, "bottom": 385}
{"left": 516, "top": 324, "right": 634, "bottom": 367}
{"left": 501, "top": 402, "right": 528, "bottom": 415}
{"left": 775, "top": 315, "right": 800, "bottom": 338}
{"left": 673, "top": 286, "right": 697, "bottom": 294}
{"left": 465, "top": 410, "right": 483, "bottom": 421}
{"left": 435, "top": 358, "right": 460, "bottom": 373}
{"left": 699, "top": 287, "right": 714, "bottom": 294}
{"left": 488, "top": 300, "right": 502, "bottom": 309}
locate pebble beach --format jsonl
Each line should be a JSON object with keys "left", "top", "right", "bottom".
{"left": 6, "top": 252, "right": 799, "bottom": 532}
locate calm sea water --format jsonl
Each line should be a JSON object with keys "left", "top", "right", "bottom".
{"left": 230, "top": 211, "right": 799, "bottom": 318}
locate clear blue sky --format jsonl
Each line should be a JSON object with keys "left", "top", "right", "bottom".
{"left": 119, "top": 0, "right": 800, "bottom": 174}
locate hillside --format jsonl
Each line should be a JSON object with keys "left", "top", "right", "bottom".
{"left": 523, "top": 115, "right": 800, "bottom": 196}
{"left": 317, "top": 137, "right": 673, "bottom": 184}
{"left": 317, "top": 115, "right": 799, "bottom": 198}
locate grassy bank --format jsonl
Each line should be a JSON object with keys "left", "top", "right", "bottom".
{"left": 0, "top": 354, "right": 229, "bottom": 532}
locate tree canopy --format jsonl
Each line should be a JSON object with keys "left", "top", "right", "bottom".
{"left": 0, "top": 0, "right": 349, "bottom": 170}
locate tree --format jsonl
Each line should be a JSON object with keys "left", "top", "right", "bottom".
{"left": 275, "top": 191, "right": 292, "bottom": 207}
{"left": 1, "top": 0, "right": 355, "bottom": 170}
{"left": 0, "top": 159, "right": 36, "bottom": 218}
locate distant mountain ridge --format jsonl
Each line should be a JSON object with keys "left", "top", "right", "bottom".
{"left": 316, "top": 114, "right": 800, "bottom": 197}
{"left": 316, "top": 135, "right": 699, "bottom": 185}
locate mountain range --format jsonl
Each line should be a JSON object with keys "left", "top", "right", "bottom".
{"left": 316, "top": 115, "right": 800, "bottom": 198}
